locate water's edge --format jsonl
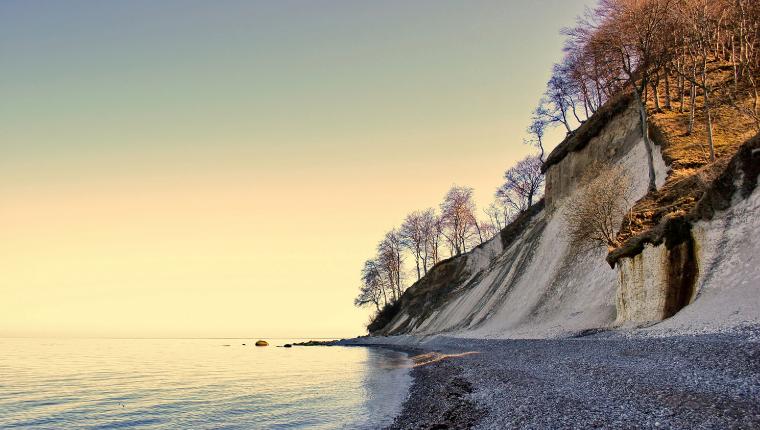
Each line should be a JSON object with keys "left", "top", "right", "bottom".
{"left": 0, "top": 338, "right": 417, "bottom": 430}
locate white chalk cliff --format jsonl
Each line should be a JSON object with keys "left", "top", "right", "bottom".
{"left": 377, "top": 98, "right": 760, "bottom": 339}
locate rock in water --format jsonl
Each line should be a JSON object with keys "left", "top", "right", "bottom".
{"left": 283, "top": 344, "right": 292, "bottom": 348}
{"left": 255, "top": 340, "right": 268, "bottom": 347}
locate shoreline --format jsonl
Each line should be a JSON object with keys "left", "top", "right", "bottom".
{"left": 336, "top": 329, "right": 760, "bottom": 429}
{"left": 337, "top": 340, "right": 484, "bottom": 429}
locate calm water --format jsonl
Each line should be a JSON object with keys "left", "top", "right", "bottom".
{"left": 0, "top": 339, "right": 412, "bottom": 429}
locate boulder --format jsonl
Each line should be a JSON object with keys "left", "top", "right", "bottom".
{"left": 255, "top": 340, "right": 269, "bottom": 346}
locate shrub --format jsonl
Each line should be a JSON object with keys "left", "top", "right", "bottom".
{"left": 563, "top": 165, "right": 632, "bottom": 250}
{"left": 366, "top": 300, "right": 401, "bottom": 334}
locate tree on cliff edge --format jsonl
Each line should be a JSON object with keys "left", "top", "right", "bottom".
{"left": 378, "top": 229, "right": 405, "bottom": 300}
{"left": 400, "top": 211, "right": 428, "bottom": 280}
{"left": 440, "top": 186, "right": 479, "bottom": 256}
{"left": 496, "top": 155, "right": 545, "bottom": 213}
{"left": 566, "top": 0, "right": 673, "bottom": 192}
{"left": 354, "top": 259, "right": 385, "bottom": 312}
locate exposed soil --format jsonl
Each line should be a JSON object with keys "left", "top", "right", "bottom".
{"left": 612, "top": 61, "right": 760, "bottom": 253}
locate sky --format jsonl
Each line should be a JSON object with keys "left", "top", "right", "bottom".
{"left": 1, "top": 0, "right": 593, "bottom": 338}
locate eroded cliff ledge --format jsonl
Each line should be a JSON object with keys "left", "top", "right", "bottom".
{"left": 611, "top": 134, "right": 760, "bottom": 326}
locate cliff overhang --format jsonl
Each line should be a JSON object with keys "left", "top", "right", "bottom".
{"left": 607, "top": 132, "right": 760, "bottom": 268}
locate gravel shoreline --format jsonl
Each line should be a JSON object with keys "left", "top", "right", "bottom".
{"left": 342, "top": 329, "right": 760, "bottom": 429}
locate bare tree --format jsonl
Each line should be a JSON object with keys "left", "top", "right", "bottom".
{"left": 541, "top": 63, "right": 583, "bottom": 133}
{"left": 400, "top": 211, "right": 427, "bottom": 281}
{"left": 354, "top": 259, "right": 385, "bottom": 312}
{"left": 478, "top": 221, "right": 500, "bottom": 242}
{"left": 484, "top": 200, "right": 515, "bottom": 231}
{"left": 563, "top": 165, "right": 633, "bottom": 250}
{"left": 567, "top": 0, "right": 673, "bottom": 191}
{"left": 525, "top": 109, "right": 548, "bottom": 163}
{"left": 377, "top": 229, "right": 405, "bottom": 300}
{"left": 440, "top": 186, "right": 479, "bottom": 256}
{"left": 495, "top": 155, "right": 545, "bottom": 213}
{"left": 672, "top": 0, "right": 726, "bottom": 161}
{"left": 431, "top": 210, "right": 446, "bottom": 263}
{"left": 419, "top": 208, "right": 442, "bottom": 269}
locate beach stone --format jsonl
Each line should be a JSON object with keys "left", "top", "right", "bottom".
{"left": 255, "top": 340, "right": 269, "bottom": 346}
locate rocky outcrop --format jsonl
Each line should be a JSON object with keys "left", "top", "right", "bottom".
{"left": 372, "top": 96, "right": 759, "bottom": 338}
{"left": 612, "top": 134, "right": 760, "bottom": 327}
{"left": 615, "top": 235, "right": 698, "bottom": 324}
{"left": 543, "top": 94, "right": 667, "bottom": 210}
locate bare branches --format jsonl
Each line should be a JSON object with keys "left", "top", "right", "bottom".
{"left": 525, "top": 110, "right": 548, "bottom": 163}
{"left": 400, "top": 211, "right": 428, "bottom": 280}
{"left": 377, "top": 229, "right": 404, "bottom": 301}
{"left": 484, "top": 200, "right": 515, "bottom": 231}
{"left": 558, "top": 0, "right": 760, "bottom": 167}
{"left": 563, "top": 165, "right": 633, "bottom": 250}
{"left": 495, "top": 155, "right": 545, "bottom": 213}
{"left": 354, "top": 259, "right": 385, "bottom": 312}
{"left": 420, "top": 208, "right": 442, "bottom": 268}
{"left": 440, "top": 185, "right": 479, "bottom": 256}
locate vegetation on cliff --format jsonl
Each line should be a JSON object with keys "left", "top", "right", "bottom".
{"left": 540, "top": 0, "right": 760, "bottom": 262}
{"left": 354, "top": 164, "right": 546, "bottom": 328}
{"left": 357, "top": 0, "right": 760, "bottom": 333}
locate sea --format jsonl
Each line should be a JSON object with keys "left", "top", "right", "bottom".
{"left": 0, "top": 338, "right": 412, "bottom": 429}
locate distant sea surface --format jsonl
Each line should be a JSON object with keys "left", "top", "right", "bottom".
{"left": 0, "top": 338, "right": 412, "bottom": 429}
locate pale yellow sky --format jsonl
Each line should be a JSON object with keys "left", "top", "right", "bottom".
{"left": 1, "top": 0, "right": 591, "bottom": 338}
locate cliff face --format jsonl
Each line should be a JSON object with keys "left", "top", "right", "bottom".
{"left": 615, "top": 235, "right": 698, "bottom": 324}
{"left": 614, "top": 135, "right": 760, "bottom": 331}
{"left": 544, "top": 95, "right": 667, "bottom": 210}
{"left": 377, "top": 101, "right": 663, "bottom": 338}
{"left": 375, "top": 100, "right": 760, "bottom": 339}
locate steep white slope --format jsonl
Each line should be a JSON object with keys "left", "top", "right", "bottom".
{"left": 387, "top": 136, "right": 664, "bottom": 339}
{"left": 642, "top": 182, "right": 760, "bottom": 335}
{"left": 378, "top": 95, "right": 757, "bottom": 340}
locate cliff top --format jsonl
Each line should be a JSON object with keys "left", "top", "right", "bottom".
{"left": 541, "top": 93, "right": 634, "bottom": 173}
{"left": 609, "top": 60, "right": 760, "bottom": 265}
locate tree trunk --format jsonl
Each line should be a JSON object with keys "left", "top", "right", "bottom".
{"left": 688, "top": 81, "right": 696, "bottom": 135}
{"left": 396, "top": 252, "right": 402, "bottom": 297}
{"left": 664, "top": 69, "right": 672, "bottom": 109}
{"left": 560, "top": 108, "right": 572, "bottom": 134}
{"left": 538, "top": 138, "right": 545, "bottom": 164}
{"left": 749, "top": 73, "right": 759, "bottom": 115}
{"left": 705, "top": 102, "right": 716, "bottom": 161}
{"left": 595, "top": 78, "right": 603, "bottom": 108}
{"left": 570, "top": 99, "right": 583, "bottom": 124}
{"left": 474, "top": 221, "right": 484, "bottom": 245}
{"left": 679, "top": 73, "right": 685, "bottom": 113}
{"left": 731, "top": 37, "right": 739, "bottom": 93}
{"left": 702, "top": 66, "right": 716, "bottom": 161}
{"left": 633, "top": 89, "right": 658, "bottom": 192}
{"left": 651, "top": 75, "right": 661, "bottom": 111}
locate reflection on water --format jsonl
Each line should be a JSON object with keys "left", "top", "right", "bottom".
{"left": 0, "top": 339, "right": 411, "bottom": 429}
